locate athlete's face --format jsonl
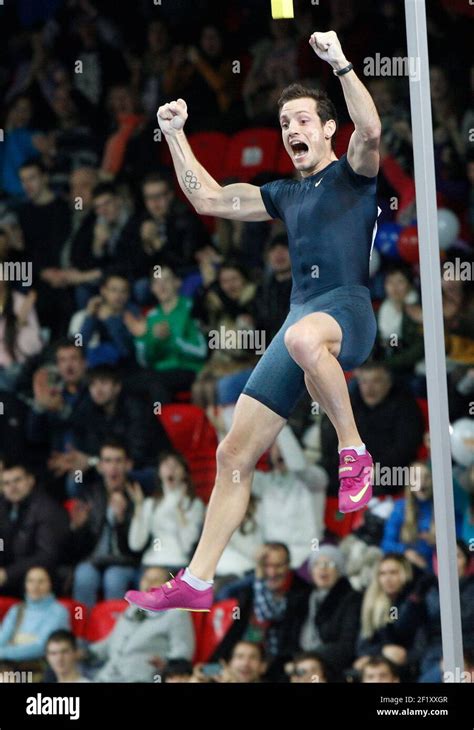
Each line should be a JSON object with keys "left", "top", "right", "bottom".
{"left": 279, "top": 98, "right": 334, "bottom": 176}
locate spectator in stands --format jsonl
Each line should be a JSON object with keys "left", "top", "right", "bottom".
{"left": 132, "top": 173, "right": 210, "bottom": 297}
{"left": 0, "top": 282, "right": 42, "bottom": 391}
{"left": 84, "top": 566, "right": 194, "bottom": 682}
{"left": 69, "top": 13, "right": 129, "bottom": 110}
{"left": 243, "top": 19, "right": 297, "bottom": 124}
{"left": 320, "top": 362, "right": 424, "bottom": 497}
{"left": 375, "top": 264, "right": 424, "bottom": 379}
{"left": 361, "top": 656, "right": 401, "bottom": 683}
{"left": 139, "top": 19, "right": 171, "bottom": 116}
{"left": 192, "top": 641, "right": 267, "bottom": 684}
{"left": 381, "top": 462, "right": 437, "bottom": 571}
{"left": 128, "top": 452, "right": 205, "bottom": 574}
{"left": 255, "top": 235, "right": 293, "bottom": 343}
{"left": 85, "top": 182, "right": 137, "bottom": 279}
{"left": 17, "top": 158, "right": 71, "bottom": 336}
{"left": 45, "top": 630, "right": 90, "bottom": 683}
{"left": 0, "top": 389, "right": 29, "bottom": 466}
{"left": 214, "top": 495, "right": 263, "bottom": 592}
{"left": 67, "top": 439, "right": 141, "bottom": 607}
{"left": 453, "top": 464, "right": 474, "bottom": 547}
{"left": 192, "top": 261, "right": 258, "bottom": 408}
{"left": 402, "top": 541, "right": 474, "bottom": 682}
{"left": 125, "top": 265, "right": 207, "bottom": 404}
{"left": 295, "top": 545, "right": 361, "bottom": 680}
{"left": 211, "top": 543, "right": 310, "bottom": 681}
{"left": 162, "top": 658, "right": 193, "bottom": 683}
{"left": 366, "top": 79, "right": 413, "bottom": 172}
{"left": 0, "top": 567, "right": 70, "bottom": 671}
{"left": 50, "top": 364, "right": 170, "bottom": 485}
{"left": 46, "top": 84, "right": 99, "bottom": 186}
{"left": 285, "top": 651, "right": 329, "bottom": 683}
{"left": 354, "top": 554, "right": 415, "bottom": 673}
{"left": 0, "top": 95, "right": 47, "bottom": 198}
{"left": 100, "top": 85, "right": 147, "bottom": 177}
{"left": 182, "top": 25, "right": 241, "bottom": 132}
{"left": 27, "top": 339, "right": 89, "bottom": 495}
{"left": 68, "top": 272, "right": 139, "bottom": 367}
{"left": 252, "top": 425, "right": 328, "bottom": 568}
{"left": 448, "top": 366, "right": 474, "bottom": 422}
{"left": 0, "top": 464, "right": 69, "bottom": 597}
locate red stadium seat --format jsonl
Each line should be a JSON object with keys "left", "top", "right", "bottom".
{"left": 225, "top": 128, "right": 280, "bottom": 181}
{"left": 0, "top": 596, "right": 21, "bottom": 621}
{"left": 187, "top": 132, "right": 230, "bottom": 183}
{"left": 193, "top": 599, "right": 239, "bottom": 663}
{"left": 85, "top": 599, "right": 128, "bottom": 642}
{"left": 276, "top": 142, "right": 295, "bottom": 175}
{"left": 58, "top": 598, "right": 88, "bottom": 638}
{"left": 334, "top": 122, "right": 354, "bottom": 158}
{"left": 159, "top": 404, "right": 218, "bottom": 457}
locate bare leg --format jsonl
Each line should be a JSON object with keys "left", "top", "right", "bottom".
{"left": 285, "top": 312, "right": 363, "bottom": 450}
{"left": 189, "top": 394, "right": 286, "bottom": 581}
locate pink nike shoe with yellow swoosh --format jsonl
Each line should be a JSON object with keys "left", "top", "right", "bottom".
{"left": 338, "top": 449, "right": 374, "bottom": 514}
{"left": 125, "top": 569, "right": 213, "bottom": 612}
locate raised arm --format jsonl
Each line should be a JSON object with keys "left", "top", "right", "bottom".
{"left": 157, "top": 99, "right": 271, "bottom": 221}
{"left": 309, "top": 31, "right": 381, "bottom": 177}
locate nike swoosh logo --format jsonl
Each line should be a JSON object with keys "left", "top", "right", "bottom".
{"left": 349, "top": 482, "right": 371, "bottom": 503}
{"left": 314, "top": 178, "right": 324, "bottom": 187}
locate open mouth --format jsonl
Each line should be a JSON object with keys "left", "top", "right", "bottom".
{"left": 290, "top": 140, "right": 309, "bottom": 160}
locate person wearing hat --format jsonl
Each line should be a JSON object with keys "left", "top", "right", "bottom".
{"left": 293, "top": 544, "right": 362, "bottom": 679}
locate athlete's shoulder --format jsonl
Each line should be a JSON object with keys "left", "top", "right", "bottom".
{"left": 259, "top": 176, "right": 297, "bottom": 219}
{"left": 335, "top": 153, "right": 378, "bottom": 190}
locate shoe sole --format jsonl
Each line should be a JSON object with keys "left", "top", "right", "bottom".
{"left": 125, "top": 597, "right": 211, "bottom": 613}
{"left": 338, "top": 502, "right": 370, "bottom": 514}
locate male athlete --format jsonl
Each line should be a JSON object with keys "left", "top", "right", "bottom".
{"left": 126, "top": 31, "right": 381, "bottom": 612}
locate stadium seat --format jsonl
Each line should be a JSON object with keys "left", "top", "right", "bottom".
{"left": 159, "top": 404, "right": 218, "bottom": 457}
{"left": 85, "top": 599, "right": 128, "bottom": 642}
{"left": 58, "top": 598, "right": 88, "bottom": 638}
{"left": 187, "top": 132, "right": 230, "bottom": 182}
{"left": 225, "top": 128, "right": 280, "bottom": 182}
{"left": 334, "top": 122, "right": 354, "bottom": 157}
{"left": 0, "top": 596, "right": 21, "bottom": 621}
{"left": 193, "top": 599, "right": 239, "bottom": 663}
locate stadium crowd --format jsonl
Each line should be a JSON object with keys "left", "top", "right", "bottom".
{"left": 0, "top": 0, "right": 473, "bottom": 683}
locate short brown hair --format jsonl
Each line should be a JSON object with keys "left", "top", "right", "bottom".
{"left": 277, "top": 83, "right": 338, "bottom": 149}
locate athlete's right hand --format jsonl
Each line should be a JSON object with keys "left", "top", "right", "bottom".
{"left": 157, "top": 98, "right": 188, "bottom": 136}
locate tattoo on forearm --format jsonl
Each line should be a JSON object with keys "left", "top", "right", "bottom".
{"left": 182, "top": 170, "right": 202, "bottom": 194}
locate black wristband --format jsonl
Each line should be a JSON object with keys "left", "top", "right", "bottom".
{"left": 334, "top": 62, "right": 354, "bottom": 77}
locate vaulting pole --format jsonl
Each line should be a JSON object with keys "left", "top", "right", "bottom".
{"left": 404, "top": 0, "right": 464, "bottom": 679}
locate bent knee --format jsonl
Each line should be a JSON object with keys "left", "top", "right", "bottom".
{"left": 216, "top": 437, "right": 254, "bottom": 477}
{"left": 284, "top": 324, "right": 327, "bottom": 367}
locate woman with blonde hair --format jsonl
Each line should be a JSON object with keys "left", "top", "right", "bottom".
{"left": 381, "top": 461, "right": 436, "bottom": 570}
{"left": 353, "top": 553, "right": 414, "bottom": 674}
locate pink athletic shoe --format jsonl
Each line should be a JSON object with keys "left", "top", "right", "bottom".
{"left": 338, "top": 449, "right": 374, "bottom": 514}
{"left": 125, "top": 569, "right": 213, "bottom": 612}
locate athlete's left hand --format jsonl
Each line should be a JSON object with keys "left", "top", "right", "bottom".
{"left": 309, "top": 31, "right": 348, "bottom": 70}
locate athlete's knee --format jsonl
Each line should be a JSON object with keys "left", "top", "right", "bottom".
{"left": 284, "top": 323, "right": 328, "bottom": 369}
{"left": 216, "top": 436, "right": 255, "bottom": 479}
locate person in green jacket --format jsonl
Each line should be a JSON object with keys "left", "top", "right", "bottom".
{"left": 124, "top": 265, "right": 207, "bottom": 403}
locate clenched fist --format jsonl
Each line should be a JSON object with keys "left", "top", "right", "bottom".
{"left": 309, "top": 31, "right": 348, "bottom": 70}
{"left": 157, "top": 98, "right": 188, "bottom": 136}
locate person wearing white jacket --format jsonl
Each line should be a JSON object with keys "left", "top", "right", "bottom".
{"left": 252, "top": 425, "right": 328, "bottom": 568}
{"left": 127, "top": 452, "right": 205, "bottom": 572}
{"left": 208, "top": 406, "right": 328, "bottom": 570}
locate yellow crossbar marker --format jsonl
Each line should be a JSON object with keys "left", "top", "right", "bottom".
{"left": 271, "top": 0, "right": 294, "bottom": 19}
